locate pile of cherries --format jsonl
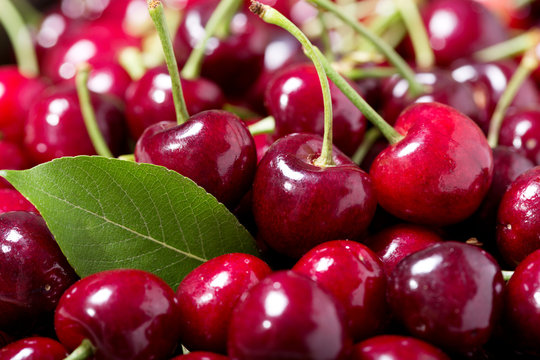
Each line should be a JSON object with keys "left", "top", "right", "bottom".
{"left": 2, "top": 0, "right": 540, "bottom": 359}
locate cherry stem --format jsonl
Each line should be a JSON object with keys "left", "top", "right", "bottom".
{"left": 13, "top": 0, "right": 42, "bottom": 25}
{"left": 181, "top": 0, "right": 242, "bottom": 80}
{"left": 307, "top": 0, "right": 425, "bottom": 97}
{"left": 318, "top": 12, "right": 334, "bottom": 62}
{"left": 502, "top": 270, "right": 514, "bottom": 282}
{"left": 250, "top": 1, "right": 335, "bottom": 166}
{"left": 148, "top": 0, "right": 189, "bottom": 124}
{"left": 248, "top": 116, "right": 276, "bottom": 136}
{"left": 64, "top": 339, "right": 96, "bottom": 360}
{"left": 352, "top": 127, "right": 381, "bottom": 164}
{"left": 0, "top": 0, "right": 39, "bottom": 77}
{"left": 342, "top": 66, "right": 397, "bottom": 80}
{"left": 474, "top": 29, "right": 540, "bottom": 62}
{"left": 76, "top": 64, "right": 114, "bottom": 158}
{"left": 393, "top": 0, "right": 434, "bottom": 69}
{"left": 487, "top": 49, "right": 539, "bottom": 148}
{"left": 118, "top": 154, "right": 136, "bottom": 161}
{"left": 222, "top": 103, "right": 260, "bottom": 119}
{"left": 119, "top": 47, "right": 147, "bottom": 80}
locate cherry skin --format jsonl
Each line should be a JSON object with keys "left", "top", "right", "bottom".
{"left": 227, "top": 270, "right": 352, "bottom": 360}
{"left": 0, "top": 140, "right": 29, "bottom": 171}
{"left": 171, "top": 352, "right": 229, "bottom": 360}
{"left": 292, "top": 240, "right": 387, "bottom": 341}
{"left": 175, "top": 253, "right": 272, "bottom": 353}
{"left": 54, "top": 269, "right": 182, "bottom": 360}
{"left": 0, "top": 211, "right": 78, "bottom": 333}
{"left": 366, "top": 223, "right": 443, "bottom": 274}
{"left": 499, "top": 108, "right": 540, "bottom": 165}
{"left": 125, "top": 66, "right": 225, "bottom": 139}
{"left": 387, "top": 241, "right": 504, "bottom": 353}
{"left": 497, "top": 166, "right": 540, "bottom": 267}
{"left": 370, "top": 102, "right": 493, "bottom": 226}
{"left": 0, "top": 189, "right": 39, "bottom": 214}
{"left": 252, "top": 133, "right": 377, "bottom": 259}
{"left": 135, "top": 110, "right": 256, "bottom": 209}
{"left": 353, "top": 335, "right": 450, "bottom": 360}
{"left": 24, "top": 86, "right": 128, "bottom": 164}
{"left": 265, "top": 63, "right": 367, "bottom": 156}
{"left": 0, "top": 337, "right": 68, "bottom": 360}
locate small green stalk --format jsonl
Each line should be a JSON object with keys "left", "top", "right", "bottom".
{"left": 487, "top": 49, "right": 539, "bottom": 148}
{"left": 181, "top": 0, "right": 242, "bottom": 80}
{"left": 0, "top": 0, "right": 39, "bottom": 77}
{"left": 318, "top": 12, "right": 334, "bottom": 61}
{"left": 474, "top": 29, "right": 540, "bottom": 63}
{"left": 502, "top": 270, "right": 514, "bottom": 282}
{"left": 352, "top": 127, "right": 381, "bottom": 164}
{"left": 250, "top": 1, "right": 335, "bottom": 167}
{"left": 63, "top": 339, "right": 96, "bottom": 360}
{"left": 118, "top": 154, "right": 136, "bottom": 161}
{"left": 119, "top": 47, "right": 147, "bottom": 80}
{"left": 394, "top": 0, "right": 434, "bottom": 69}
{"left": 307, "top": 0, "right": 425, "bottom": 97}
{"left": 248, "top": 116, "right": 276, "bottom": 136}
{"left": 76, "top": 64, "right": 114, "bottom": 158}
{"left": 342, "top": 66, "right": 397, "bottom": 80}
{"left": 148, "top": 0, "right": 189, "bottom": 124}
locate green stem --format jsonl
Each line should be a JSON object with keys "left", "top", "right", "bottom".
{"left": 0, "top": 0, "right": 39, "bottom": 77}
{"left": 342, "top": 66, "right": 398, "bottom": 80}
{"left": 118, "top": 154, "right": 136, "bottom": 161}
{"left": 248, "top": 116, "right": 276, "bottom": 136}
{"left": 250, "top": 1, "right": 335, "bottom": 167}
{"left": 181, "top": 0, "right": 242, "bottom": 80}
{"left": 76, "top": 64, "right": 114, "bottom": 158}
{"left": 394, "top": 0, "right": 434, "bottom": 69}
{"left": 502, "top": 270, "right": 514, "bottom": 282}
{"left": 13, "top": 0, "right": 42, "bottom": 25}
{"left": 222, "top": 103, "right": 260, "bottom": 120}
{"left": 487, "top": 50, "right": 539, "bottom": 148}
{"left": 318, "top": 12, "right": 334, "bottom": 62}
{"left": 352, "top": 127, "right": 381, "bottom": 164}
{"left": 63, "top": 339, "right": 96, "bottom": 360}
{"left": 308, "top": 0, "right": 424, "bottom": 97}
{"left": 474, "top": 29, "right": 540, "bottom": 62}
{"left": 148, "top": 0, "right": 189, "bottom": 124}
{"left": 119, "top": 47, "right": 147, "bottom": 80}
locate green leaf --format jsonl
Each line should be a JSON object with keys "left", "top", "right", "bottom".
{"left": 2, "top": 156, "right": 257, "bottom": 289}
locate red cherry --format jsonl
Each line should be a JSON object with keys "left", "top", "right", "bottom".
{"left": 353, "top": 335, "right": 450, "bottom": 360}
{"left": 499, "top": 108, "right": 540, "bottom": 165}
{"left": 0, "top": 140, "right": 29, "bottom": 170}
{"left": 0, "top": 189, "right": 39, "bottom": 214}
{"left": 171, "top": 352, "right": 229, "bottom": 360}
{"left": 0, "top": 337, "right": 68, "bottom": 360}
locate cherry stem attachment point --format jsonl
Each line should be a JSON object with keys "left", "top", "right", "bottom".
{"left": 248, "top": 116, "right": 276, "bottom": 136}
{"left": 64, "top": 339, "right": 96, "bottom": 360}
{"left": 250, "top": 0, "right": 335, "bottom": 167}
{"left": 487, "top": 48, "right": 539, "bottom": 148}
{"left": 76, "top": 64, "right": 114, "bottom": 158}
{"left": 0, "top": 0, "right": 39, "bottom": 77}
{"left": 148, "top": 0, "right": 189, "bottom": 124}
{"left": 352, "top": 127, "right": 382, "bottom": 164}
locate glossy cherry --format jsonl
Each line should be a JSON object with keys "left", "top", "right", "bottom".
{"left": 366, "top": 223, "right": 443, "bottom": 274}
{"left": 265, "top": 63, "right": 367, "bottom": 156}
{"left": 252, "top": 133, "right": 377, "bottom": 259}
{"left": 499, "top": 108, "right": 540, "bottom": 165}
{"left": 54, "top": 269, "right": 182, "bottom": 360}
{"left": 387, "top": 241, "right": 504, "bottom": 353}
{"left": 0, "top": 337, "right": 68, "bottom": 360}
{"left": 0, "top": 189, "right": 39, "bottom": 214}
{"left": 227, "top": 270, "right": 352, "bottom": 360}
{"left": 171, "top": 352, "right": 229, "bottom": 360}
{"left": 0, "top": 140, "right": 29, "bottom": 171}
{"left": 175, "top": 253, "right": 272, "bottom": 353}
{"left": 370, "top": 102, "right": 493, "bottom": 226}
{"left": 0, "top": 211, "right": 78, "bottom": 333}
{"left": 497, "top": 166, "right": 540, "bottom": 267}
{"left": 125, "top": 66, "right": 225, "bottom": 139}
{"left": 134, "top": 110, "right": 256, "bottom": 209}
{"left": 292, "top": 240, "right": 387, "bottom": 341}
{"left": 353, "top": 335, "right": 450, "bottom": 360}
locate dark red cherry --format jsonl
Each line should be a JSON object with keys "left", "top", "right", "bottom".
{"left": 497, "top": 166, "right": 540, "bottom": 267}
{"left": 0, "top": 189, "right": 39, "bottom": 214}
{"left": 265, "top": 63, "right": 367, "bottom": 156}
{"left": 292, "top": 240, "right": 387, "bottom": 341}
{"left": 252, "top": 133, "right": 377, "bottom": 259}
{"left": 499, "top": 108, "right": 540, "bottom": 165}
{"left": 387, "top": 241, "right": 504, "bottom": 353}
{"left": 176, "top": 253, "right": 272, "bottom": 353}
{"left": 171, "top": 352, "right": 229, "bottom": 360}
{"left": 227, "top": 270, "right": 352, "bottom": 360}
{"left": 353, "top": 335, "right": 450, "bottom": 360}
{"left": 0, "top": 211, "right": 78, "bottom": 333}
{"left": 135, "top": 110, "right": 256, "bottom": 208}
{"left": 367, "top": 223, "right": 443, "bottom": 274}
{"left": 55, "top": 269, "right": 181, "bottom": 360}
{"left": 125, "top": 66, "right": 225, "bottom": 139}
{"left": 0, "top": 140, "right": 29, "bottom": 170}
{"left": 24, "top": 86, "right": 128, "bottom": 164}
{"left": 370, "top": 102, "right": 493, "bottom": 226}
{"left": 0, "top": 337, "right": 68, "bottom": 360}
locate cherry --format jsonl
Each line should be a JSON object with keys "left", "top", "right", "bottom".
{"left": 265, "top": 63, "right": 367, "bottom": 156}
{"left": 24, "top": 86, "right": 128, "bottom": 164}
{"left": 0, "top": 189, "right": 39, "bottom": 214}
{"left": 499, "top": 107, "right": 540, "bottom": 165}
{"left": 227, "top": 270, "right": 352, "bottom": 360}
{"left": 0, "top": 337, "right": 68, "bottom": 360}
{"left": 0, "top": 140, "right": 29, "bottom": 171}
{"left": 387, "top": 241, "right": 504, "bottom": 353}
{"left": 353, "top": 335, "right": 450, "bottom": 360}
{"left": 497, "top": 166, "right": 540, "bottom": 267}
{"left": 135, "top": 110, "right": 256, "bottom": 209}
{"left": 175, "top": 253, "right": 272, "bottom": 353}
{"left": 125, "top": 66, "right": 225, "bottom": 139}
{"left": 292, "top": 240, "right": 387, "bottom": 341}
{"left": 0, "top": 211, "right": 78, "bottom": 333}
{"left": 366, "top": 223, "right": 443, "bottom": 274}
{"left": 370, "top": 102, "right": 493, "bottom": 226}
{"left": 55, "top": 269, "right": 182, "bottom": 360}
{"left": 252, "top": 133, "right": 377, "bottom": 258}
{"left": 171, "top": 352, "right": 229, "bottom": 360}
